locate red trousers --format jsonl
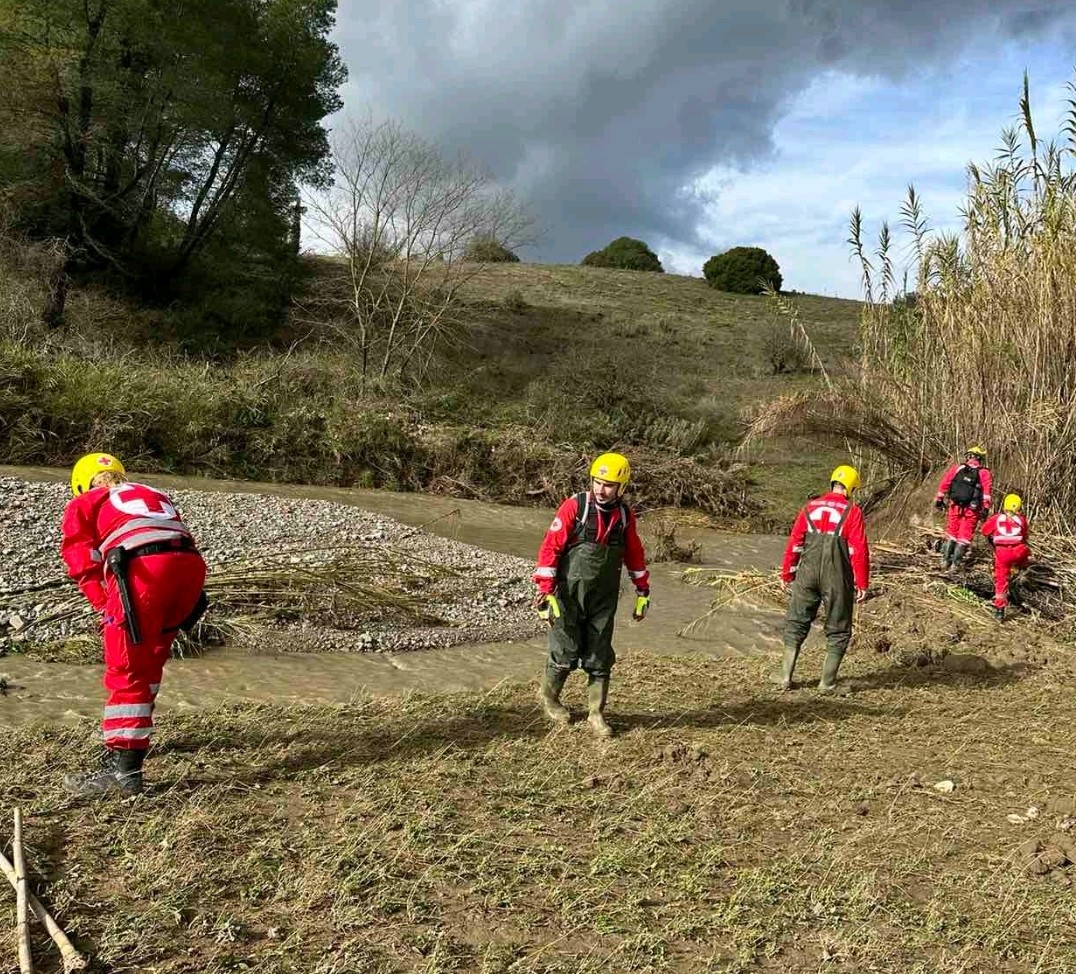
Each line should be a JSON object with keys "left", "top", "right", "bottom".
{"left": 992, "top": 543, "right": 1030, "bottom": 609}
{"left": 945, "top": 504, "right": 981, "bottom": 544}
{"left": 101, "top": 551, "right": 206, "bottom": 750}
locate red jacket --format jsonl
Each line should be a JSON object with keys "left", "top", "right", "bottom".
{"left": 936, "top": 459, "right": 992, "bottom": 511}
{"left": 61, "top": 482, "right": 194, "bottom": 611}
{"left": 781, "top": 491, "right": 870, "bottom": 590}
{"left": 533, "top": 493, "right": 649, "bottom": 595}
{"left": 981, "top": 511, "right": 1029, "bottom": 547}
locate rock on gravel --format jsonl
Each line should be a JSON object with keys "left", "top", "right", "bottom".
{"left": 0, "top": 476, "right": 543, "bottom": 655}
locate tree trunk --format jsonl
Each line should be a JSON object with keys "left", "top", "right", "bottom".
{"left": 42, "top": 243, "right": 70, "bottom": 329}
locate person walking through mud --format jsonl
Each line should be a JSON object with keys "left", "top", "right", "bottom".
{"left": 981, "top": 493, "right": 1031, "bottom": 622}
{"left": 60, "top": 453, "right": 207, "bottom": 796}
{"left": 779, "top": 464, "right": 870, "bottom": 693}
{"left": 934, "top": 446, "right": 993, "bottom": 570}
{"left": 533, "top": 452, "right": 650, "bottom": 738}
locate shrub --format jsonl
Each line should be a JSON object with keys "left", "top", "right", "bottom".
{"left": 581, "top": 237, "right": 664, "bottom": 272}
{"left": 463, "top": 235, "right": 521, "bottom": 263}
{"left": 703, "top": 247, "right": 782, "bottom": 294}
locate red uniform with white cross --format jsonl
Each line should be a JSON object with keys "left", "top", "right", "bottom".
{"left": 935, "top": 460, "right": 993, "bottom": 545}
{"left": 980, "top": 511, "right": 1030, "bottom": 610}
{"left": 781, "top": 492, "right": 870, "bottom": 590}
{"left": 61, "top": 482, "right": 206, "bottom": 750}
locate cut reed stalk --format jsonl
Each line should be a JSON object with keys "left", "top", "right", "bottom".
{"left": 0, "top": 847, "right": 86, "bottom": 972}
{"left": 13, "top": 808, "right": 32, "bottom": 974}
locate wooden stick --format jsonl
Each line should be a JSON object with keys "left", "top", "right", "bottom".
{"left": 0, "top": 848, "right": 86, "bottom": 972}
{"left": 13, "top": 809, "right": 33, "bottom": 974}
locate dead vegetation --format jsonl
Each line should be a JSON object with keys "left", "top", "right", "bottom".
{"left": 2, "top": 635, "right": 1075, "bottom": 973}
{"left": 748, "top": 73, "right": 1076, "bottom": 530}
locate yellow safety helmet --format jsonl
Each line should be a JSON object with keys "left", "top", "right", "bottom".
{"left": 830, "top": 464, "right": 861, "bottom": 493}
{"left": 590, "top": 452, "right": 631, "bottom": 492}
{"left": 70, "top": 453, "right": 125, "bottom": 496}
{"left": 1003, "top": 493, "right": 1022, "bottom": 513}
{"left": 965, "top": 445, "right": 987, "bottom": 460}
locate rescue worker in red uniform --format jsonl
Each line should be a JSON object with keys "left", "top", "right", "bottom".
{"left": 779, "top": 465, "right": 870, "bottom": 692}
{"left": 934, "top": 446, "right": 993, "bottom": 569}
{"left": 60, "top": 453, "right": 207, "bottom": 796}
{"left": 533, "top": 452, "right": 650, "bottom": 738}
{"left": 980, "top": 493, "right": 1031, "bottom": 622}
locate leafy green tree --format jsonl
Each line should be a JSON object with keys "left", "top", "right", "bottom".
{"left": 0, "top": 0, "right": 345, "bottom": 326}
{"left": 703, "top": 247, "right": 782, "bottom": 294}
{"left": 582, "top": 236, "right": 664, "bottom": 272}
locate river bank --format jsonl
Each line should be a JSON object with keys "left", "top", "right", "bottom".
{"left": 0, "top": 466, "right": 788, "bottom": 728}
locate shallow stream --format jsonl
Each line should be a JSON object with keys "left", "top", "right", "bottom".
{"left": 0, "top": 465, "right": 786, "bottom": 727}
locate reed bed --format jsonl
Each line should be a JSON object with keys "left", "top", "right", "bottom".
{"left": 747, "top": 73, "right": 1076, "bottom": 531}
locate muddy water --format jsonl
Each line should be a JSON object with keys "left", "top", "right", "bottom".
{"left": 0, "top": 465, "right": 787, "bottom": 727}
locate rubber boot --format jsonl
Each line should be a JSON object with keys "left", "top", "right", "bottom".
{"left": 994, "top": 606, "right": 1005, "bottom": 622}
{"left": 64, "top": 747, "right": 145, "bottom": 797}
{"left": 586, "top": 675, "right": 614, "bottom": 739}
{"left": 940, "top": 540, "right": 956, "bottom": 567}
{"left": 950, "top": 543, "right": 969, "bottom": 567}
{"left": 778, "top": 644, "right": 800, "bottom": 691}
{"left": 539, "top": 666, "right": 570, "bottom": 724}
{"left": 817, "top": 650, "right": 845, "bottom": 693}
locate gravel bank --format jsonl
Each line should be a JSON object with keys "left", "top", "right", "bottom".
{"left": 0, "top": 476, "right": 542, "bottom": 656}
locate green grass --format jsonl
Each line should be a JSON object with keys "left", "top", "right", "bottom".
{"left": 4, "top": 650, "right": 1075, "bottom": 973}
{"left": 1, "top": 257, "right": 862, "bottom": 526}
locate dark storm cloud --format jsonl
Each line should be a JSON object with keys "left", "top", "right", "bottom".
{"left": 331, "top": 1, "right": 1076, "bottom": 262}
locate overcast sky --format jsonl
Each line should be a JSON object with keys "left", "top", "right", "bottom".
{"left": 328, "top": 2, "right": 1076, "bottom": 297}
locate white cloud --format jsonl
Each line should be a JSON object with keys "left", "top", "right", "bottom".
{"left": 675, "top": 50, "right": 1076, "bottom": 297}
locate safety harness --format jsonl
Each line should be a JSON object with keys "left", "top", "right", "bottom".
{"left": 569, "top": 491, "right": 629, "bottom": 547}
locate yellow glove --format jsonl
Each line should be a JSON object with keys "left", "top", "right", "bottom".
{"left": 633, "top": 592, "right": 651, "bottom": 621}
{"left": 536, "top": 593, "right": 562, "bottom": 625}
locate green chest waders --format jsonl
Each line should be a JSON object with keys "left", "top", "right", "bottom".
{"left": 781, "top": 504, "right": 855, "bottom": 689}
{"left": 549, "top": 538, "right": 625, "bottom": 678}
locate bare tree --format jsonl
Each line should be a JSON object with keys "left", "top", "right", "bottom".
{"left": 303, "top": 117, "right": 534, "bottom": 386}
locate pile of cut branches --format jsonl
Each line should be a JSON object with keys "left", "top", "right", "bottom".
{"left": 0, "top": 543, "right": 483, "bottom": 652}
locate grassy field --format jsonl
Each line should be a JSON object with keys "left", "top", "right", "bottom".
{"left": 418, "top": 263, "right": 861, "bottom": 527}
{"left": 1, "top": 254, "right": 861, "bottom": 527}
{"left": 4, "top": 641, "right": 1074, "bottom": 973}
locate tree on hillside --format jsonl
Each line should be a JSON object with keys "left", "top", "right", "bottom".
{"left": 582, "top": 237, "right": 664, "bottom": 272}
{"left": 463, "top": 235, "right": 520, "bottom": 262}
{"left": 0, "top": 0, "right": 345, "bottom": 328}
{"left": 703, "top": 247, "right": 782, "bottom": 294}
{"left": 303, "top": 117, "right": 534, "bottom": 387}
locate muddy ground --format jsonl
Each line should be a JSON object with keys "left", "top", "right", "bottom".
{"left": 1, "top": 470, "right": 1075, "bottom": 973}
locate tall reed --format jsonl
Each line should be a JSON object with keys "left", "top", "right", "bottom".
{"left": 748, "top": 72, "right": 1076, "bottom": 527}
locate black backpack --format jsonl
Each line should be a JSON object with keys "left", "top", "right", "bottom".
{"left": 947, "top": 464, "right": 982, "bottom": 507}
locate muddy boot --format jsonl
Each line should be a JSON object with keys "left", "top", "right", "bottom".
{"left": 539, "top": 666, "right": 570, "bottom": 724}
{"left": 950, "top": 543, "right": 969, "bottom": 568}
{"left": 817, "top": 649, "right": 845, "bottom": 693}
{"left": 994, "top": 606, "right": 1005, "bottom": 622}
{"left": 586, "top": 675, "right": 613, "bottom": 739}
{"left": 777, "top": 644, "right": 800, "bottom": 691}
{"left": 64, "top": 747, "right": 144, "bottom": 797}
{"left": 940, "top": 540, "right": 955, "bottom": 567}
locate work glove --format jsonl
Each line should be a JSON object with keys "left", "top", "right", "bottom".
{"left": 535, "top": 592, "right": 562, "bottom": 626}
{"left": 934, "top": 498, "right": 946, "bottom": 512}
{"left": 632, "top": 590, "right": 651, "bottom": 621}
